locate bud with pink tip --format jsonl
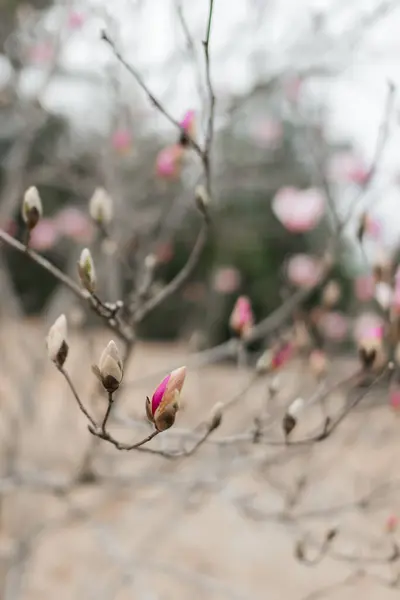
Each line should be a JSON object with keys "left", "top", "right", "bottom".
{"left": 179, "top": 110, "right": 196, "bottom": 145}
{"left": 146, "top": 366, "right": 186, "bottom": 431}
{"left": 229, "top": 296, "right": 254, "bottom": 337}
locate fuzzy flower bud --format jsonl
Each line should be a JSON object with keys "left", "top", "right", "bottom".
{"left": 309, "top": 349, "right": 328, "bottom": 380}
{"left": 78, "top": 248, "right": 96, "bottom": 294}
{"left": 195, "top": 185, "right": 211, "bottom": 217}
{"left": 146, "top": 366, "right": 186, "bottom": 431}
{"left": 229, "top": 296, "right": 254, "bottom": 338}
{"left": 208, "top": 401, "right": 224, "bottom": 431}
{"left": 321, "top": 280, "right": 341, "bottom": 308}
{"left": 22, "top": 186, "right": 43, "bottom": 231}
{"left": 89, "top": 187, "right": 113, "bottom": 225}
{"left": 46, "top": 314, "right": 68, "bottom": 368}
{"left": 92, "top": 340, "right": 123, "bottom": 393}
{"left": 283, "top": 397, "right": 304, "bottom": 437}
{"left": 358, "top": 327, "right": 386, "bottom": 371}
{"left": 179, "top": 109, "right": 196, "bottom": 145}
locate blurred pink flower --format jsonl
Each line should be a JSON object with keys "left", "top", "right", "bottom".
{"left": 272, "top": 187, "right": 325, "bottom": 233}
{"left": 156, "top": 145, "right": 184, "bottom": 179}
{"left": 230, "top": 296, "right": 254, "bottom": 337}
{"left": 271, "top": 342, "right": 293, "bottom": 370}
{"left": 353, "top": 312, "right": 384, "bottom": 344}
{"left": 55, "top": 207, "right": 94, "bottom": 243}
{"left": 328, "top": 153, "right": 370, "bottom": 185}
{"left": 179, "top": 110, "right": 196, "bottom": 138}
{"left": 67, "top": 10, "right": 85, "bottom": 29}
{"left": 111, "top": 129, "right": 132, "bottom": 153}
{"left": 286, "top": 254, "right": 323, "bottom": 288}
{"left": 253, "top": 118, "right": 283, "bottom": 149}
{"left": 28, "top": 41, "right": 54, "bottom": 64}
{"left": 213, "top": 266, "right": 241, "bottom": 294}
{"left": 319, "top": 311, "right": 349, "bottom": 342}
{"left": 354, "top": 275, "right": 375, "bottom": 302}
{"left": 29, "top": 218, "right": 59, "bottom": 251}
{"left": 389, "top": 386, "right": 400, "bottom": 411}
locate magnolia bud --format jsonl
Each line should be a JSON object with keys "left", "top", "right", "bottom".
{"left": 321, "top": 280, "right": 341, "bottom": 308}
{"left": 147, "top": 366, "right": 186, "bottom": 431}
{"left": 46, "top": 314, "right": 68, "bottom": 368}
{"left": 208, "top": 402, "right": 223, "bottom": 431}
{"left": 93, "top": 340, "right": 123, "bottom": 393}
{"left": 195, "top": 185, "right": 210, "bottom": 216}
{"left": 358, "top": 335, "right": 385, "bottom": 371}
{"left": 89, "top": 187, "right": 113, "bottom": 225}
{"left": 22, "top": 186, "right": 43, "bottom": 230}
{"left": 283, "top": 397, "right": 304, "bottom": 437}
{"left": 375, "top": 282, "right": 393, "bottom": 310}
{"left": 78, "top": 248, "right": 96, "bottom": 294}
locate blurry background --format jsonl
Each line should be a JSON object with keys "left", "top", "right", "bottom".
{"left": 1, "top": 1, "right": 400, "bottom": 599}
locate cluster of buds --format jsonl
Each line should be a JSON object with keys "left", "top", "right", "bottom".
{"left": 89, "top": 187, "right": 113, "bottom": 226}
{"left": 92, "top": 340, "right": 123, "bottom": 393}
{"left": 46, "top": 314, "right": 69, "bottom": 368}
{"left": 230, "top": 296, "right": 254, "bottom": 338}
{"left": 78, "top": 248, "right": 96, "bottom": 294}
{"left": 146, "top": 366, "right": 186, "bottom": 431}
{"left": 22, "top": 186, "right": 43, "bottom": 233}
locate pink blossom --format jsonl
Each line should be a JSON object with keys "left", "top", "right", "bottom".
{"left": 271, "top": 342, "right": 293, "bottom": 370}
{"left": 29, "top": 218, "right": 59, "bottom": 251}
{"left": 146, "top": 366, "right": 186, "bottom": 431}
{"left": 389, "top": 387, "right": 400, "bottom": 411}
{"left": 67, "top": 10, "right": 85, "bottom": 29}
{"left": 353, "top": 313, "right": 384, "bottom": 344}
{"left": 179, "top": 110, "right": 196, "bottom": 137}
{"left": 286, "top": 254, "right": 323, "bottom": 289}
{"left": 354, "top": 275, "right": 375, "bottom": 302}
{"left": 213, "top": 267, "right": 241, "bottom": 294}
{"left": 328, "top": 153, "right": 370, "bottom": 185}
{"left": 55, "top": 207, "right": 94, "bottom": 243}
{"left": 111, "top": 129, "right": 132, "bottom": 153}
{"left": 156, "top": 145, "right": 184, "bottom": 179}
{"left": 253, "top": 118, "right": 283, "bottom": 149}
{"left": 28, "top": 41, "right": 54, "bottom": 64}
{"left": 230, "top": 296, "right": 254, "bottom": 337}
{"left": 272, "top": 187, "right": 325, "bottom": 233}
{"left": 318, "top": 311, "right": 349, "bottom": 342}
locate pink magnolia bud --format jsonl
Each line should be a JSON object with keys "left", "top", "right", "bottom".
{"left": 156, "top": 145, "right": 184, "bottom": 179}
{"left": 179, "top": 110, "right": 196, "bottom": 145}
{"left": 146, "top": 366, "right": 186, "bottom": 431}
{"left": 272, "top": 187, "right": 325, "bottom": 233}
{"left": 229, "top": 296, "right": 254, "bottom": 337}
{"left": 111, "top": 129, "right": 132, "bottom": 154}
{"left": 271, "top": 342, "right": 293, "bottom": 370}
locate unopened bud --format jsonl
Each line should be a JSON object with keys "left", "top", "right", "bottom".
{"left": 195, "top": 185, "right": 211, "bottom": 216}
{"left": 358, "top": 333, "right": 385, "bottom": 371}
{"left": 46, "top": 314, "right": 68, "bottom": 368}
{"left": 208, "top": 402, "right": 223, "bottom": 431}
{"left": 283, "top": 398, "right": 304, "bottom": 438}
{"left": 78, "top": 248, "right": 96, "bottom": 294}
{"left": 92, "top": 340, "right": 123, "bottom": 393}
{"left": 321, "top": 280, "right": 341, "bottom": 308}
{"left": 22, "top": 186, "right": 43, "bottom": 230}
{"left": 89, "top": 187, "right": 113, "bottom": 225}
{"left": 309, "top": 349, "right": 328, "bottom": 380}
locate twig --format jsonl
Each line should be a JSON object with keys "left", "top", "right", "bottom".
{"left": 58, "top": 367, "right": 97, "bottom": 430}
{"left": 202, "top": 0, "right": 216, "bottom": 195}
{"left": 89, "top": 425, "right": 160, "bottom": 451}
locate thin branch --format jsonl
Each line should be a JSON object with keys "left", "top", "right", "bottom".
{"left": 89, "top": 424, "right": 160, "bottom": 451}
{"left": 58, "top": 367, "right": 97, "bottom": 430}
{"left": 202, "top": 0, "right": 216, "bottom": 194}
{"left": 101, "top": 30, "right": 203, "bottom": 157}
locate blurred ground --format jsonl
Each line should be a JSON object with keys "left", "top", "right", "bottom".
{"left": 1, "top": 319, "right": 400, "bottom": 600}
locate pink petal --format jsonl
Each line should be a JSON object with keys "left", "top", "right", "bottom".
{"left": 151, "top": 374, "right": 170, "bottom": 415}
{"left": 287, "top": 254, "right": 323, "bottom": 288}
{"left": 230, "top": 296, "right": 254, "bottom": 333}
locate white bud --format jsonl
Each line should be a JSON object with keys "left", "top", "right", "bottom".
{"left": 78, "top": 248, "right": 96, "bottom": 293}
{"left": 95, "top": 340, "right": 123, "bottom": 393}
{"left": 287, "top": 397, "right": 305, "bottom": 418}
{"left": 208, "top": 401, "right": 224, "bottom": 431}
{"left": 22, "top": 186, "right": 43, "bottom": 229}
{"left": 375, "top": 282, "right": 393, "bottom": 310}
{"left": 195, "top": 185, "right": 211, "bottom": 216}
{"left": 89, "top": 187, "right": 113, "bottom": 225}
{"left": 46, "top": 314, "right": 68, "bottom": 367}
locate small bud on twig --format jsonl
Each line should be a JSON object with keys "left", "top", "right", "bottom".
{"left": 89, "top": 187, "right": 113, "bottom": 225}
{"left": 78, "top": 248, "right": 96, "bottom": 294}
{"left": 195, "top": 184, "right": 211, "bottom": 217}
{"left": 22, "top": 186, "right": 43, "bottom": 231}
{"left": 283, "top": 397, "right": 304, "bottom": 438}
{"left": 208, "top": 402, "right": 224, "bottom": 431}
{"left": 46, "top": 314, "right": 68, "bottom": 368}
{"left": 321, "top": 280, "right": 341, "bottom": 308}
{"left": 92, "top": 340, "right": 123, "bottom": 393}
